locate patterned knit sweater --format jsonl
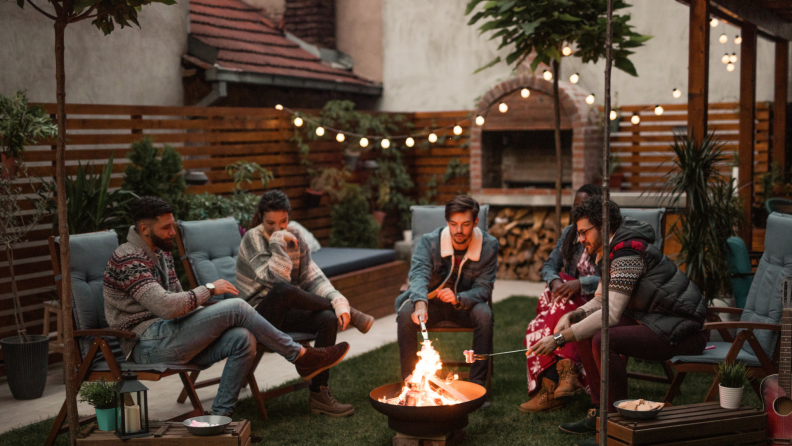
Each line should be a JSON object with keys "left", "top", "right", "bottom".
{"left": 104, "top": 227, "right": 212, "bottom": 357}
{"left": 235, "top": 225, "right": 349, "bottom": 317}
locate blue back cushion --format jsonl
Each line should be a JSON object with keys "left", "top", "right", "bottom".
{"left": 620, "top": 208, "right": 665, "bottom": 250}
{"left": 410, "top": 205, "right": 489, "bottom": 254}
{"left": 726, "top": 236, "right": 753, "bottom": 309}
{"left": 741, "top": 212, "right": 792, "bottom": 358}
{"left": 179, "top": 218, "right": 241, "bottom": 300}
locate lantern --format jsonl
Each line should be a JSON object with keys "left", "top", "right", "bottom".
{"left": 114, "top": 372, "right": 150, "bottom": 439}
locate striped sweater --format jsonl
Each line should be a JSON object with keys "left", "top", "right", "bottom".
{"left": 104, "top": 227, "right": 211, "bottom": 357}
{"left": 235, "top": 225, "right": 349, "bottom": 317}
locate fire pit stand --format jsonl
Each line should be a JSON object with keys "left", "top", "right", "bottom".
{"left": 393, "top": 430, "right": 465, "bottom": 446}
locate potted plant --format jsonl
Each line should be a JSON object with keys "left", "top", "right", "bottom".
{"left": 307, "top": 167, "right": 349, "bottom": 208}
{"left": 78, "top": 379, "right": 118, "bottom": 430}
{"left": 329, "top": 183, "right": 380, "bottom": 248}
{"left": 715, "top": 361, "right": 752, "bottom": 409}
{"left": 0, "top": 91, "right": 58, "bottom": 180}
{"left": 609, "top": 151, "right": 624, "bottom": 190}
{"left": 0, "top": 161, "right": 52, "bottom": 399}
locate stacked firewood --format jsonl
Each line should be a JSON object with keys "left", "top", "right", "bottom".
{"left": 489, "top": 207, "right": 569, "bottom": 281}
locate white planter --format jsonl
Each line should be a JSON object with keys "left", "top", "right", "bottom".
{"left": 719, "top": 384, "right": 744, "bottom": 409}
{"left": 403, "top": 230, "right": 412, "bottom": 243}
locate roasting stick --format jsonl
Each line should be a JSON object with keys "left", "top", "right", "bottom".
{"left": 463, "top": 348, "right": 546, "bottom": 362}
{"left": 420, "top": 320, "right": 430, "bottom": 342}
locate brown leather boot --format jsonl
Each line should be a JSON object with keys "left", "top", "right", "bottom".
{"left": 294, "top": 343, "right": 350, "bottom": 381}
{"left": 349, "top": 308, "right": 374, "bottom": 334}
{"left": 310, "top": 386, "right": 355, "bottom": 417}
{"left": 554, "top": 359, "right": 584, "bottom": 398}
{"left": 519, "top": 378, "right": 564, "bottom": 413}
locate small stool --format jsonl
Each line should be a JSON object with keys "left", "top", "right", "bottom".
{"left": 42, "top": 299, "right": 64, "bottom": 354}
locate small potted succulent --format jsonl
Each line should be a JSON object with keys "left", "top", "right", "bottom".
{"left": 715, "top": 361, "right": 752, "bottom": 409}
{"left": 0, "top": 91, "right": 57, "bottom": 180}
{"left": 78, "top": 379, "right": 118, "bottom": 431}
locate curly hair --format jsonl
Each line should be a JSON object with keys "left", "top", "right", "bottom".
{"left": 131, "top": 196, "right": 173, "bottom": 226}
{"left": 250, "top": 190, "right": 291, "bottom": 228}
{"left": 571, "top": 195, "right": 622, "bottom": 235}
{"left": 562, "top": 184, "right": 603, "bottom": 266}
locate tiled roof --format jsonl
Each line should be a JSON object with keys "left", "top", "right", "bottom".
{"left": 187, "top": 0, "right": 376, "bottom": 88}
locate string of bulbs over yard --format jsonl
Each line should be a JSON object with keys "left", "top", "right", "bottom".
{"left": 275, "top": 29, "right": 738, "bottom": 148}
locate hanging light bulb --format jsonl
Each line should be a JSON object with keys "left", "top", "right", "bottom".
{"left": 569, "top": 73, "right": 579, "bottom": 84}
{"left": 406, "top": 137, "right": 415, "bottom": 148}
{"left": 360, "top": 137, "right": 369, "bottom": 147}
{"left": 543, "top": 70, "right": 553, "bottom": 81}
{"left": 562, "top": 45, "right": 572, "bottom": 56}
{"left": 609, "top": 110, "right": 617, "bottom": 121}
{"left": 428, "top": 133, "right": 438, "bottom": 143}
{"left": 475, "top": 115, "right": 485, "bottom": 126}
{"left": 721, "top": 53, "right": 730, "bottom": 64}
{"left": 631, "top": 114, "right": 641, "bottom": 125}
{"left": 293, "top": 117, "right": 303, "bottom": 127}
{"left": 719, "top": 33, "right": 728, "bottom": 44}
{"left": 315, "top": 127, "right": 325, "bottom": 137}
{"left": 453, "top": 125, "right": 463, "bottom": 135}
{"left": 498, "top": 102, "right": 508, "bottom": 113}
{"left": 672, "top": 88, "right": 682, "bottom": 99}
{"left": 735, "top": 35, "right": 742, "bottom": 45}
{"left": 275, "top": 104, "right": 283, "bottom": 110}
{"left": 729, "top": 53, "right": 737, "bottom": 63}
{"left": 710, "top": 18, "right": 718, "bottom": 27}
{"left": 520, "top": 88, "right": 530, "bottom": 98}
{"left": 654, "top": 105, "right": 664, "bottom": 116}
{"left": 585, "top": 94, "right": 595, "bottom": 105}
{"left": 336, "top": 132, "right": 345, "bottom": 142}
{"left": 381, "top": 138, "right": 390, "bottom": 149}
{"left": 727, "top": 62, "right": 735, "bottom": 72}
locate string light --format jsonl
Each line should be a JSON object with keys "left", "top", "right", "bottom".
{"left": 521, "top": 88, "right": 530, "bottom": 98}
{"left": 609, "top": 110, "right": 618, "bottom": 121}
{"left": 631, "top": 114, "right": 641, "bottom": 125}
{"left": 428, "top": 133, "right": 438, "bottom": 143}
{"left": 710, "top": 18, "right": 718, "bottom": 27}
{"left": 721, "top": 53, "right": 730, "bottom": 64}
{"left": 498, "top": 102, "right": 508, "bottom": 113}
{"left": 727, "top": 62, "right": 735, "bottom": 72}
{"left": 406, "top": 137, "right": 415, "bottom": 147}
{"left": 654, "top": 105, "right": 664, "bottom": 116}
{"left": 453, "top": 125, "right": 463, "bottom": 135}
{"left": 735, "top": 35, "right": 742, "bottom": 45}
{"left": 294, "top": 117, "right": 303, "bottom": 127}
{"left": 336, "top": 133, "right": 345, "bottom": 142}
{"left": 729, "top": 53, "right": 737, "bottom": 63}
{"left": 672, "top": 88, "right": 682, "bottom": 99}
{"left": 719, "top": 33, "right": 728, "bottom": 44}
{"left": 315, "top": 127, "right": 325, "bottom": 136}
{"left": 569, "top": 73, "right": 579, "bottom": 84}
{"left": 381, "top": 138, "right": 390, "bottom": 149}
{"left": 475, "top": 115, "right": 485, "bottom": 126}
{"left": 562, "top": 46, "right": 572, "bottom": 56}
{"left": 586, "top": 94, "right": 595, "bottom": 105}
{"left": 275, "top": 104, "right": 283, "bottom": 110}
{"left": 543, "top": 70, "right": 553, "bottom": 81}
{"left": 360, "top": 137, "right": 369, "bottom": 147}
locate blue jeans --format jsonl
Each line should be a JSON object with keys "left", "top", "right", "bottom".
{"left": 133, "top": 298, "right": 303, "bottom": 415}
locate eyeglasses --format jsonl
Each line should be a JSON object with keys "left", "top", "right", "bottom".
{"left": 577, "top": 226, "right": 596, "bottom": 239}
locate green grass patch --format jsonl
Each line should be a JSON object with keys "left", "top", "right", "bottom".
{"left": 0, "top": 296, "right": 761, "bottom": 446}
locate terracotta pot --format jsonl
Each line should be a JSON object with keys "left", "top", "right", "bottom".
{"left": 305, "top": 189, "right": 323, "bottom": 208}
{"left": 610, "top": 172, "right": 624, "bottom": 190}
{"left": 373, "top": 210, "right": 387, "bottom": 226}
{"left": 1, "top": 153, "right": 19, "bottom": 180}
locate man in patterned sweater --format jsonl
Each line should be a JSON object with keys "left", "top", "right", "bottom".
{"left": 104, "top": 197, "right": 350, "bottom": 417}
{"left": 236, "top": 190, "right": 374, "bottom": 417}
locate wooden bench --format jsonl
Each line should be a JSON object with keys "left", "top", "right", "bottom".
{"left": 596, "top": 402, "right": 766, "bottom": 445}
{"left": 328, "top": 260, "right": 409, "bottom": 319}
{"left": 76, "top": 420, "right": 251, "bottom": 445}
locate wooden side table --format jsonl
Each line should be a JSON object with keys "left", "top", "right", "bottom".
{"left": 597, "top": 402, "right": 766, "bottom": 445}
{"left": 76, "top": 420, "right": 251, "bottom": 446}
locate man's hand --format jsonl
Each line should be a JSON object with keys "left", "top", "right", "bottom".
{"left": 338, "top": 312, "right": 350, "bottom": 331}
{"left": 527, "top": 335, "right": 557, "bottom": 356}
{"left": 211, "top": 279, "right": 239, "bottom": 296}
{"left": 552, "top": 279, "right": 581, "bottom": 303}
{"left": 411, "top": 301, "right": 428, "bottom": 325}
{"left": 555, "top": 313, "right": 572, "bottom": 333}
{"left": 436, "top": 288, "right": 458, "bottom": 305}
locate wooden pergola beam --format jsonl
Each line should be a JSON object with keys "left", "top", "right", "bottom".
{"left": 688, "top": 0, "right": 710, "bottom": 145}
{"left": 773, "top": 39, "right": 788, "bottom": 172}
{"left": 711, "top": 0, "right": 792, "bottom": 41}
{"left": 738, "top": 23, "right": 757, "bottom": 246}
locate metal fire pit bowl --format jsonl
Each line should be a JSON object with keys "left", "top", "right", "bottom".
{"left": 369, "top": 381, "right": 487, "bottom": 437}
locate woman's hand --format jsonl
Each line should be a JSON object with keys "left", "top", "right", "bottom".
{"left": 527, "top": 335, "right": 557, "bottom": 356}
{"left": 552, "top": 279, "right": 581, "bottom": 303}
{"left": 555, "top": 313, "right": 572, "bottom": 333}
{"left": 338, "top": 312, "right": 350, "bottom": 331}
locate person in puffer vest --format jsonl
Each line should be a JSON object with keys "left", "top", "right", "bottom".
{"left": 528, "top": 196, "right": 706, "bottom": 446}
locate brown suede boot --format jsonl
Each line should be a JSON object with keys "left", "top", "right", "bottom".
{"left": 310, "top": 386, "right": 355, "bottom": 417}
{"left": 554, "top": 359, "right": 584, "bottom": 398}
{"left": 349, "top": 308, "right": 374, "bottom": 334}
{"left": 519, "top": 378, "right": 564, "bottom": 413}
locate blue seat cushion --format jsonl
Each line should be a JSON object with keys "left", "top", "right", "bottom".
{"left": 669, "top": 341, "right": 761, "bottom": 367}
{"left": 312, "top": 248, "right": 397, "bottom": 277}
{"left": 179, "top": 218, "right": 241, "bottom": 300}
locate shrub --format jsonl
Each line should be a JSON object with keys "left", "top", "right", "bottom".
{"left": 122, "top": 138, "right": 186, "bottom": 219}
{"left": 329, "top": 184, "right": 380, "bottom": 248}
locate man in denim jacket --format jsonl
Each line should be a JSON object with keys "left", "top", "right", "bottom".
{"left": 395, "top": 196, "right": 498, "bottom": 388}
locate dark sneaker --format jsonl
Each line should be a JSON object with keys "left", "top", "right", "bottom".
{"left": 576, "top": 436, "right": 598, "bottom": 446}
{"left": 310, "top": 386, "right": 355, "bottom": 417}
{"left": 295, "top": 342, "right": 350, "bottom": 381}
{"left": 349, "top": 308, "right": 374, "bottom": 334}
{"left": 558, "top": 408, "right": 598, "bottom": 435}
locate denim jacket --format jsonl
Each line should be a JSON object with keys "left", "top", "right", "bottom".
{"left": 394, "top": 226, "right": 498, "bottom": 312}
{"left": 540, "top": 225, "right": 600, "bottom": 295}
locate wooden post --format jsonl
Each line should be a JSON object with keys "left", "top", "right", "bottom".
{"left": 688, "top": 0, "right": 710, "bottom": 145}
{"left": 773, "top": 40, "right": 788, "bottom": 172}
{"left": 739, "top": 23, "right": 757, "bottom": 247}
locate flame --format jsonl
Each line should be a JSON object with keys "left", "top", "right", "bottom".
{"left": 380, "top": 340, "right": 461, "bottom": 406}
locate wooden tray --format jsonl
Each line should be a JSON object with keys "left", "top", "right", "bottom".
{"left": 76, "top": 420, "right": 251, "bottom": 446}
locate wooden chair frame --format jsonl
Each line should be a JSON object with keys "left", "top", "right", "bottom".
{"left": 45, "top": 235, "right": 205, "bottom": 446}
{"left": 663, "top": 306, "right": 781, "bottom": 404}
{"left": 173, "top": 223, "right": 313, "bottom": 422}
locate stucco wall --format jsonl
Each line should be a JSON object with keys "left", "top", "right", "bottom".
{"left": 336, "top": 0, "right": 383, "bottom": 83}
{"left": 0, "top": 1, "right": 189, "bottom": 106}
{"left": 380, "top": 0, "right": 792, "bottom": 112}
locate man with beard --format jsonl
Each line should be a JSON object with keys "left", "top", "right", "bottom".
{"left": 395, "top": 196, "right": 498, "bottom": 396}
{"left": 103, "top": 197, "right": 350, "bottom": 417}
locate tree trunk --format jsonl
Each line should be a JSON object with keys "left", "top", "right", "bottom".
{"left": 552, "top": 58, "right": 562, "bottom": 234}
{"left": 6, "top": 243, "right": 28, "bottom": 343}
{"left": 54, "top": 17, "right": 80, "bottom": 446}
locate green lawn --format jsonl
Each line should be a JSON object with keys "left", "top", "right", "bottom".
{"left": 0, "top": 296, "right": 761, "bottom": 446}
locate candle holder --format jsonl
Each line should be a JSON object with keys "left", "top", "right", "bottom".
{"left": 114, "top": 372, "right": 150, "bottom": 439}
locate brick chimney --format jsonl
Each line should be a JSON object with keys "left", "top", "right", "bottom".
{"left": 283, "top": 0, "right": 336, "bottom": 49}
